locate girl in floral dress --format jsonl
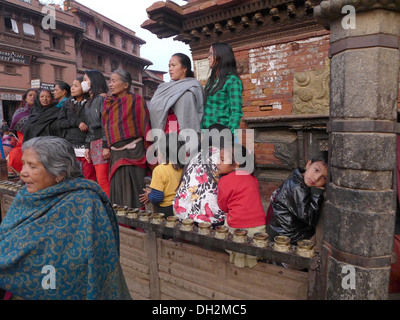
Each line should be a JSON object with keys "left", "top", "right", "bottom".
{"left": 172, "top": 124, "right": 233, "bottom": 227}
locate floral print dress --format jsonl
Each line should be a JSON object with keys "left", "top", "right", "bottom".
{"left": 173, "top": 147, "right": 226, "bottom": 226}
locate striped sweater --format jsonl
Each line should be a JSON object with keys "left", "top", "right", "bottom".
{"left": 102, "top": 93, "right": 151, "bottom": 149}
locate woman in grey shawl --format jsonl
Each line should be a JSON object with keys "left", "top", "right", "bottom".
{"left": 149, "top": 53, "right": 204, "bottom": 134}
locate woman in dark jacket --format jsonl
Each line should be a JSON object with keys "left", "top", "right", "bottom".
{"left": 82, "top": 70, "right": 110, "bottom": 196}
{"left": 58, "top": 76, "right": 96, "bottom": 181}
{"left": 23, "top": 89, "right": 62, "bottom": 143}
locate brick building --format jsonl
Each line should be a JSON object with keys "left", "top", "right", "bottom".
{"left": 0, "top": 0, "right": 82, "bottom": 124}
{"left": 142, "top": 0, "right": 400, "bottom": 209}
{"left": 68, "top": 0, "right": 153, "bottom": 95}
{"left": 142, "top": 68, "right": 166, "bottom": 104}
{"left": 0, "top": 0, "right": 161, "bottom": 126}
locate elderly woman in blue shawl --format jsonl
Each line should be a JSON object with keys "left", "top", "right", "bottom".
{"left": 0, "top": 136, "right": 130, "bottom": 300}
{"left": 149, "top": 53, "right": 204, "bottom": 134}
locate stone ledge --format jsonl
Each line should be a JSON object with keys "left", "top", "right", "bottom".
{"left": 243, "top": 114, "right": 329, "bottom": 129}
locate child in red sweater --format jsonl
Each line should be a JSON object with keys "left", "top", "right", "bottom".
{"left": 217, "top": 144, "right": 266, "bottom": 268}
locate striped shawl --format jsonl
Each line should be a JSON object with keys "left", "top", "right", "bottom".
{"left": 102, "top": 93, "right": 151, "bottom": 149}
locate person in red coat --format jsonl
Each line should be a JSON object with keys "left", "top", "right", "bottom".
{"left": 217, "top": 144, "right": 266, "bottom": 268}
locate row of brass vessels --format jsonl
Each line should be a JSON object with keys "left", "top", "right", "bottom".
{"left": 113, "top": 204, "right": 315, "bottom": 258}
{"left": 0, "top": 181, "right": 22, "bottom": 192}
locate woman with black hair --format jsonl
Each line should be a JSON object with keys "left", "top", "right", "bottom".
{"left": 149, "top": 53, "right": 204, "bottom": 134}
{"left": 83, "top": 70, "right": 110, "bottom": 196}
{"left": 58, "top": 76, "right": 96, "bottom": 181}
{"left": 139, "top": 132, "right": 185, "bottom": 217}
{"left": 201, "top": 42, "right": 243, "bottom": 133}
{"left": 10, "top": 88, "right": 37, "bottom": 135}
{"left": 23, "top": 89, "right": 63, "bottom": 143}
{"left": 54, "top": 81, "right": 71, "bottom": 109}
{"left": 8, "top": 88, "right": 38, "bottom": 173}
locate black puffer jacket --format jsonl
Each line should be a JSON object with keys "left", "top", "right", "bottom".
{"left": 57, "top": 97, "right": 88, "bottom": 147}
{"left": 85, "top": 95, "right": 107, "bottom": 149}
{"left": 266, "top": 168, "right": 324, "bottom": 244}
{"left": 23, "top": 102, "right": 62, "bottom": 142}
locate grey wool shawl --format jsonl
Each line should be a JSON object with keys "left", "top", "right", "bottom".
{"left": 148, "top": 77, "right": 204, "bottom": 133}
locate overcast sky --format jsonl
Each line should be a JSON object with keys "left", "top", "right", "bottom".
{"left": 75, "top": 0, "right": 191, "bottom": 81}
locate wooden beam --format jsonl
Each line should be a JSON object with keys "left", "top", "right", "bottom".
{"left": 117, "top": 215, "right": 319, "bottom": 271}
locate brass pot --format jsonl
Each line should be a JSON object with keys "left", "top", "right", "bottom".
{"left": 180, "top": 219, "right": 194, "bottom": 231}
{"left": 273, "top": 235, "right": 290, "bottom": 252}
{"left": 126, "top": 208, "right": 139, "bottom": 219}
{"left": 233, "top": 229, "right": 248, "bottom": 243}
{"left": 198, "top": 222, "right": 212, "bottom": 235}
{"left": 252, "top": 232, "right": 269, "bottom": 248}
{"left": 215, "top": 225, "right": 229, "bottom": 240}
{"left": 166, "top": 216, "right": 179, "bottom": 228}
{"left": 115, "top": 205, "right": 127, "bottom": 217}
{"left": 296, "top": 239, "right": 315, "bottom": 258}
{"left": 138, "top": 211, "right": 151, "bottom": 222}
{"left": 151, "top": 213, "right": 165, "bottom": 225}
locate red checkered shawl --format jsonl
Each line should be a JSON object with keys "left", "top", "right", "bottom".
{"left": 102, "top": 93, "right": 151, "bottom": 150}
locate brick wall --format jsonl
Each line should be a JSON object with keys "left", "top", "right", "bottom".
{"left": 233, "top": 31, "right": 400, "bottom": 207}
{"left": 222, "top": 31, "right": 331, "bottom": 207}
{"left": 239, "top": 32, "right": 330, "bottom": 123}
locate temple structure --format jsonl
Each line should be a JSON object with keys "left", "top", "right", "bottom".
{"left": 142, "top": 0, "right": 333, "bottom": 209}
{"left": 142, "top": 0, "right": 400, "bottom": 299}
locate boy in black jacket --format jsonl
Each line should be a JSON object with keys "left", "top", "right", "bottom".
{"left": 266, "top": 151, "right": 328, "bottom": 244}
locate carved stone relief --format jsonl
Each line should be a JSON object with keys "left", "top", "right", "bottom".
{"left": 237, "top": 59, "right": 249, "bottom": 75}
{"left": 293, "top": 57, "right": 330, "bottom": 115}
{"left": 257, "top": 130, "right": 299, "bottom": 169}
{"left": 274, "top": 140, "right": 298, "bottom": 169}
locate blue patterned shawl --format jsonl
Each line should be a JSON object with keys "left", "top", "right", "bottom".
{"left": 0, "top": 178, "right": 130, "bottom": 300}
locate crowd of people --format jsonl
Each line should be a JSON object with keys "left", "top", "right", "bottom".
{"left": 0, "top": 42, "right": 337, "bottom": 300}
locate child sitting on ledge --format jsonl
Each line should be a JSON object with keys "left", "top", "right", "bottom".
{"left": 266, "top": 151, "right": 329, "bottom": 245}
{"left": 217, "top": 143, "right": 266, "bottom": 268}
{"left": 139, "top": 132, "right": 184, "bottom": 217}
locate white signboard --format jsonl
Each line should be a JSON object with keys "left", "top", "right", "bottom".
{"left": 31, "top": 79, "right": 41, "bottom": 89}
{"left": 195, "top": 59, "right": 210, "bottom": 83}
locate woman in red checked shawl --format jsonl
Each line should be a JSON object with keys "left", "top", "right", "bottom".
{"left": 103, "top": 70, "right": 151, "bottom": 208}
